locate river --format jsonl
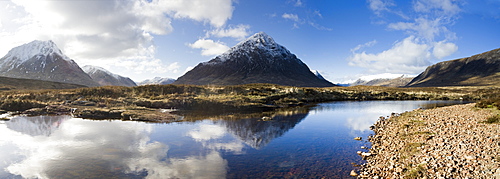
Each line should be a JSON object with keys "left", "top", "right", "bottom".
{"left": 0, "top": 100, "right": 467, "bottom": 178}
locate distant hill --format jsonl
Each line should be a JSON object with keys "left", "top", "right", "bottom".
{"left": 0, "top": 40, "right": 99, "bottom": 87}
{"left": 0, "top": 76, "right": 85, "bottom": 90}
{"left": 351, "top": 75, "right": 414, "bottom": 87}
{"left": 173, "top": 32, "right": 335, "bottom": 87}
{"left": 138, "top": 77, "right": 175, "bottom": 85}
{"left": 82, "top": 65, "right": 136, "bottom": 87}
{"left": 407, "top": 48, "right": 500, "bottom": 87}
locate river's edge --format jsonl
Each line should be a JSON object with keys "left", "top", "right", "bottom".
{"left": 358, "top": 103, "right": 500, "bottom": 178}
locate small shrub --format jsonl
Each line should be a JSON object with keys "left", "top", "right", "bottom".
{"left": 483, "top": 115, "right": 500, "bottom": 124}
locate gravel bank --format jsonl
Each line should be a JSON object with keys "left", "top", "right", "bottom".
{"left": 359, "top": 103, "right": 500, "bottom": 178}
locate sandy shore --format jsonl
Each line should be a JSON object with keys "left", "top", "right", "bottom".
{"left": 359, "top": 103, "right": 500, "bottom": 178}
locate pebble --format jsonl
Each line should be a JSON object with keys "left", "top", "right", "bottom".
{"left": 359, "top": 103, "right": 500, "bottom": 178}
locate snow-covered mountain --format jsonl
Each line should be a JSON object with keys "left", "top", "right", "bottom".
{"left": 174, "top": 32, "right": 335, "bottom": 87}
{"left": 350, "top": 75, "right": 414, "bottom": 87}
{"left": 82, "top": 65, "right": 137, "bottom": 87}
{"left": 0, "top": 40, "right": 99, "bottom": 87}
{"left": 138, "top": 77, "right": 175, "bottom": 85}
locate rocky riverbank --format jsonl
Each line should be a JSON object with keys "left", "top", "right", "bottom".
{"left": 359, "top": 103, "right": 500, "bottom": 178}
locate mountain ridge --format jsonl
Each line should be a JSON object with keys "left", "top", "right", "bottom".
{"left": 82, "top": 65, "right": 137, "bottom": 87}
{"left": 407, "top": 48, "right": 500, "bottom": 87}
{"left": 174, "top": 32, "right": 335, "bottom": 87}
{"left": 0, "top": 40, "right": 99, "bottom": 87}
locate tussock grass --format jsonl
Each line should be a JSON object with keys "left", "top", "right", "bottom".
{"left": 0, "top": 84, "right": 498, "bottom": 113}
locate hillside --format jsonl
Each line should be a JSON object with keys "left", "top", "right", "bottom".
{"left": 407, "top": 48, "right": 500, "bottom": 87}
{"left": 0, "top": 76, "right": 86, "bottom": 90}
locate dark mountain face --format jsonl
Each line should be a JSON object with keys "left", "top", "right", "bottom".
{"left": 82, "top": 65, "right": 137, "bottom": 87}
{"left": 174, "top": 32, "right": 335, "bottom": 87}
{"left": 407, "top": 48, "right": 500, "bottom": 87}
{"left": 0, "top": 40, "right": 99, "bottom": 87}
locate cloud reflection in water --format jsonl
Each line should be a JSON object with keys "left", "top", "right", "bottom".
{"left": 0, "top": 116, "right": 228, "bottom": 179}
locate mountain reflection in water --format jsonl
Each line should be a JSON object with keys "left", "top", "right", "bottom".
{"left": 0, "top": 101, "right": 468, "bottom": 178}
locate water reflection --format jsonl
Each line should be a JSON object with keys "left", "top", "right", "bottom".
{"left": 6, "top": 115, "right": 69, "bottom": 136}
{"left": 0, "top": 101, "right": 467, "bottom": 178}
{"left": 0, "top": 116, "right": 227, "bottom": 179}
{"left": 215, "top": 112, "right": 307, "bottom": 149}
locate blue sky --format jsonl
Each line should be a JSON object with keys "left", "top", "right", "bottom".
{"left": 0, "top": 0, "right": 499, "bottom": 83}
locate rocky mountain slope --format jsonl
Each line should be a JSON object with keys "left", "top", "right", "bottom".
{"left": 138, "top": 77, "right": 175, "bottom": 85}
{"left": 407, "top": 48, "right": 500, "bottom": 87}
{"left": 0, "top": 40, "right": 99, "bottom": 87}
{"left": 173, "top": 32, "right": 335, "bottom": 87}
{"left": 82, "top": 65, "right": 136, "bottom": 87}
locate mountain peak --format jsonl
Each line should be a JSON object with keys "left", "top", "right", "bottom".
{"left": 174, "top": 32, "right": 336, "bottom": 87}
{"left": 4, "top": 40, "right": 71, "bottom": 64}
{"left": 205, "top": 32, "right": 293, "bottom": 65}
{"left": 244, "top": 32, "right": 276, "bottom": 46}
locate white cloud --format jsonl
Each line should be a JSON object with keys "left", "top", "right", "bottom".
{"left": 0, "top": 0, "right": 235, "bottom": 80}
{"left": 388, "top": 17, "right": 453, "bottom": 42}
{"left": 157, "top": 0, "right": 234, "bottom": 27}
{"left": 1, "top": 116, "right": 228, "bottom": 179}
{"left": 351, "top": 40, "right": 377, "bottom": 52}
{"left": 188, "top": 39, "right": 230, "bottom": 56}
{"left": 433, "top": 40, "right": 458, "bottom": 59}
{"left": 348, "top": 36, "right": 431, "bottom": 74}
{"left": 359, "top": 0, "right": 461, "bottom": 75}
{"left": 209, "top": 24, "right": 251, "bottom": 40}
{"left": 282, "top": 13, "right": 300, "bottom": 22}
{"left": 413, "top": 0, "right": 461, "bottom": 16}
{"left": 184, "top": 66, "right": 195, "bottom": 74}
{"left": 368, "top": 0, "right": 394, "bottom": 15}
{"left": 294, "top": 0, "right": 303, "bottom": 7}
{"left": 187, "top": 124, "right": 227, "bottom": 141}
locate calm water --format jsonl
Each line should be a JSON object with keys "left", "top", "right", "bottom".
{"left": 0, "top": 101, "right": 467, "bottom": 179}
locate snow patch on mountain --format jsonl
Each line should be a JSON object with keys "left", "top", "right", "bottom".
{"left": 204, "top": 32, "right": 295, "bottom": 65}
{"left": 82, "top": 65, "right": 120, "bottom": 79}
{"left": 139, "top": 77, "right": 176, "bottom": 85}
{"left": 1, "top": 40, "right": 71, "bottom": 66}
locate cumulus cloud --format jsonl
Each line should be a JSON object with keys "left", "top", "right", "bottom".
{"left": 433, "top": 40, "right": 458, "bottom": 59}
{"left": 188, "top": 39, "right": 230, "bottom": 56}
{"left": 354, "top": 0, "right": 462, "bottom": 75}
{"left": 0, "top": 0, "right": 235, "bottom": 80}
{"left": 157, "top": 0, "right": 234, "bottom": 27}
{"left": 348, "top": 36, "right": 431, "bottom": 74}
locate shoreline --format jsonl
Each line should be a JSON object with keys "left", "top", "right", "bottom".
{"left": 358, "top": 103, "right": 500, "bottom": 178}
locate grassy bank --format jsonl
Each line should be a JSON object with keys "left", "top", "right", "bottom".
{"left": 0, "top": 84, "right": 498, "bottom": 121}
